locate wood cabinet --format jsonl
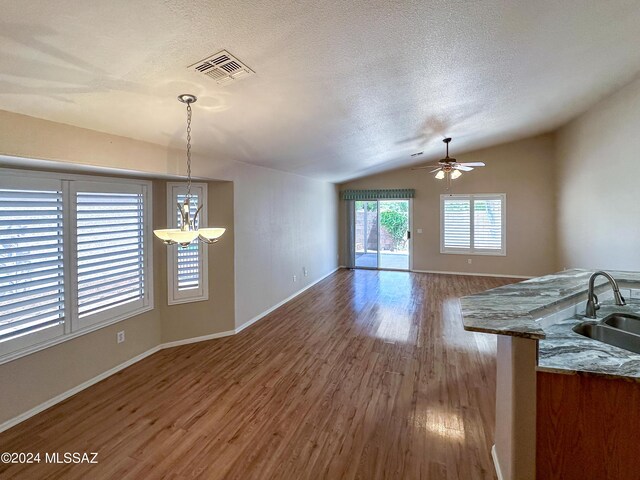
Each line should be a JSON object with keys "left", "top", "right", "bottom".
{"left": 536, "top": 371, "right": 640, "bottom": 480}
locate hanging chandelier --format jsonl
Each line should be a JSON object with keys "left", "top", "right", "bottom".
{"left": 153, "top": 94, "right": 226, "bottom": 247}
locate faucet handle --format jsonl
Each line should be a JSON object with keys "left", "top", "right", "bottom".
{"left": 593, "top": 293, "right": 600, "bottom": 311}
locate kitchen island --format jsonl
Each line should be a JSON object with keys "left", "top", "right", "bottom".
{"left": 461, "top": 269, "right": 640, "bottom": 480}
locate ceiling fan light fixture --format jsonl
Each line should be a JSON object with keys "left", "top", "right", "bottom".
{"left": 410, "top": 137, "right": 486, "bottom": 186}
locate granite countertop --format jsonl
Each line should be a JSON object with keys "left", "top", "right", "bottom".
{"left": 460, "top": 268, "right": 640, "bottom": 380}
{"left": 538, "top": 301, "right": 640, "bottom": 381}
{"left": 460, "top": 268, "right": 640, "bottom": 339}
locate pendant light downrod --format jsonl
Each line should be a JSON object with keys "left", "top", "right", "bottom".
{"left": 153, "top": 94, "right": 226, "bottom": 247}
{"left": 178, "top": 94, "right": 196, "bottom": 199}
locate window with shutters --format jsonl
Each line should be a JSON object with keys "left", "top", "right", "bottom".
{"left": 73, "top": 182, "right": 150, "bottom": 329}
{"left": 0, "top": 177, "right": 66, "bottom": 357}
{"left": 166, "top": 183, "right": 208, "bottom": 304}
{"left": 0, "top": 170, "right": 153, "bottom": 363}
{"left": 440, "top": 194, "right": 506, "bottom": 255}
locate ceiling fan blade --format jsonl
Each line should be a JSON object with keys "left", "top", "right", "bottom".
{"left": 454, "top": 165, "right": 474, "bottom": 171}
{"left": 429, "top": 168, "right": 442, "bottom": 173}
{"left": 411, "top": 164, "right": 441, "bottom": 170}
{"left": 458, "top": 162, "right": 485, "bottom": 167}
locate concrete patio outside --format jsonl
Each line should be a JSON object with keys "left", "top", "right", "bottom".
{"left": 355, "top": 252, "right": 409, "bottom": 270}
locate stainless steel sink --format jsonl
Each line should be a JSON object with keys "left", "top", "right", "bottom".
{"left": 573, "top": 321, "right": 640, "bottom": 354}
{"left": 603, "top": 313, "right": 640, "bottom": 335}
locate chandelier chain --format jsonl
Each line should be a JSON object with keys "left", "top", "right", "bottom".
{"left": 186, "top": 102, "right": 192, "bottom": 198}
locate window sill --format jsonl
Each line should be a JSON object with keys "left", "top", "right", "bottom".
{"left": 167, "top": 293, "right": 210, "bottom": 306}
{"left": 0, "top": 304, "right": 154, "bottom": 366}
{"left": 440, "top": 250, "right": 507, "bottom": 257}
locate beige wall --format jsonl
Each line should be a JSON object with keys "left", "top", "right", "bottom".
{"left": 339, "top": 134, "right": 558, "bottom": 277}
{"left": 0, "top": 109, "right": 340, "bottom": 330}
{"left": 233, "top": 163, "right": 339, "bottom": 327}
{"left": 556, "top": 76, "right": 640, "bottom": 271}
{"left": 0, "top": 175, "right": 236, "bottom": 425}
{"left": 0, "top": 109, "right": 237, "bottom": 181}
{"left": 0, "top": 307, "right": 162, "bottom": 426}
{"left": 0, "top": 108, "right": 339, "bottom": 426}
{"left": 160, "top": 180, "right": 236, "bottom": 342}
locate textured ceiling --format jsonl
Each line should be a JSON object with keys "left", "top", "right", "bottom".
{"left": 1, "top": 0, "right": 640, "bottom": 182}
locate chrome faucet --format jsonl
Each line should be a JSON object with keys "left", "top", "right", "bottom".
{"left": 584, "top": 271, "right": 626, "bottom": 319}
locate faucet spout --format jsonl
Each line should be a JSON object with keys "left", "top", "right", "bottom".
{"left": 613, "top": 290, "right": 626, "bottom": 306}
{"left": 584, "top": 271, "right": 626, "bottom": 319}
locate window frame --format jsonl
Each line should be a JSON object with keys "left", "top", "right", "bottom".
{"left": 0, "top": 167, "right": 153, "bottom": 365}
{"left": 166, "top": 182, "right": 209, "bottom": 305}
{"left": 71, "top": 180, "right": 153, "bottom": 331}
{"left": 440, "top": 193, "right": 506, "bottom": 256}
{"left": 0, "top": 175, "right": 67, "bottom": 357}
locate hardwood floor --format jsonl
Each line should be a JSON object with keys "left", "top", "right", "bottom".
{"left": 0, "top": 269, "right": 517, "bottom": 480}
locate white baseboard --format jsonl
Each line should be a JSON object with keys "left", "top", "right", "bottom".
{"left": 491, "top": 445, "right": 505, "bottom": 480}
{"left": 234, "top": 266, "right": 340, "bottom": 333}
{"left": 0, "top": 345, "right": 162, "bottom": 433}
{"left": 0, "top": 266, "right": 342, "bottom": 434}
{"left": 161, "top": 329, "right": 236, "bottom": 349}
{"left": 412, "top": 269, "right": 532, "bottom": 279}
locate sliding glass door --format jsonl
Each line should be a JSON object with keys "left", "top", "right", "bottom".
{"left": 355, "top": 201, "right": 379, "bottom": 268}
{"left": 353, "top": 199, "right": 410, "bottom": 270}
{"left": 378, "top": 200, "right": 410, "bottom": 270}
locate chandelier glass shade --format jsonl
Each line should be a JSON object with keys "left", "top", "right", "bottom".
{"left": 153, "top": 94, "right": 226, "bottom": 247}
{"left": 154, "top": 228, "right": 225, "bottom": 246}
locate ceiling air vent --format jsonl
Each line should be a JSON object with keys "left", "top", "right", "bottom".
{"left": 189, "top": 50, "right": 254, "bottom": 86}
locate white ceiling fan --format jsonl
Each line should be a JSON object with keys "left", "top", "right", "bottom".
{"left": 413, "top": 137, "right": 485, "bottom": 180}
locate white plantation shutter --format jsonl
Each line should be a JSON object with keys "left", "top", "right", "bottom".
{"left": 0, "top": 185, "right": 65, "bottom": 350}
{"left": 443, "top": 198, "right": 471, "bottom": 249}
{"left": 0, "top": 171, "right": 152, "bottom": 363}
{"left": 441, "top": 194, "right": 506, "bottom": 255}
{"left": 167, "top": 183, "right": 208, "bottom": 304}
{"left": 474, "top": 198, "right": 503, "bottom": 251}
{"left": 176, "top": 193, "right": 200, "bottom": 290}
{"left": 75, "top": 188, "right": 146, "bottom": 326}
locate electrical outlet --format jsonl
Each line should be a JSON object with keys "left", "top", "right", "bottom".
{"left": 293, "top": 275, "right": 297, "bottom": 282}
{"left": 417, "top": 228, "right": 423, "bottom": 234}
{"left": 303, "top": 267, "right": 308, "bottom": 277}
{"left": 467, "top": 259, "right": 472, "bottom": 264}
{"left": 117, "top": 331, "right": 125, "bottom": 344}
